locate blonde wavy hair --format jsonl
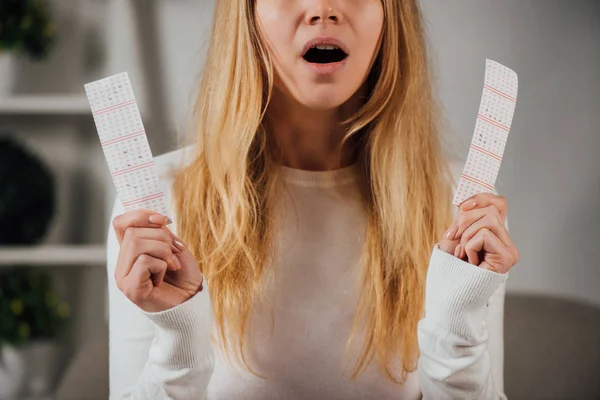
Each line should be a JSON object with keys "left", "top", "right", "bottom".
{"left": 172, "top": 0, "right": 456, "bottom": 384}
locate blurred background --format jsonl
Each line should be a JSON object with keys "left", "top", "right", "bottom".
{"left": 0, "top": 0, "right": 598, "bottom": 399}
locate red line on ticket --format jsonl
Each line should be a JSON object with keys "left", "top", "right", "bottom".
{"left": 101, "top": 130, "right": 146, "bottom": 146}
{"left": 123, "top": 192, "right": 165, "bottom": 206}
{"left": 477, "top": 114, "right": 510, "bottom": 132}
{"left": 461, "top": 173, "right": 494, "bottom": 191}
{"left": 470, "top": 144, "right": 502, "bottom": 162}
{"left": 112, "top": 161, "right": 154, "bottom": 177}
{"left": 92, "top": 99, "right": 136, "bottom": 116}
{"left": 483, "top": 84, "right": 516, "bottom": 102}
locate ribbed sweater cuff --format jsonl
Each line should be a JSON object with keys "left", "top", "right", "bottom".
{"left": 425, "top": 244, "right": 508, "bottom": 340}
{"left": 142, "top": 280, "right": 212, "bottom": 369}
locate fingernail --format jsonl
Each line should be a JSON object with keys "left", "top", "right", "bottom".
{"left": 172, "top": 255, "right": 182, "bottom": 270}
{"left": 454, "top": 244, "right": 461, "bottom": 258}
{"left": 166, "top": 217, "right": 173, "bottom": 225}
{"left": 445, "top": 224, "right": 458, "bottom": 240}
{"left": 452, "top": 227, "right": 461, "bottom": 240}
{"left": 149, "top": 215, "right": 165, "bottom": 224}
{"left": 462, "top": 200, "right": 477, "bottom": 211}
{"left": 173, "top": 239, "right": 184, "bottom": 251}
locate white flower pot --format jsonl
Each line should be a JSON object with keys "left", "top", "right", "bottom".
{"left": 0, "top": 52, "right": 16, "bottom": 97}
{"left": 0, "top": 343, "right": 27, "bottom": 400}
{"left": 0, "top": 341, "right": 61, "bottom": 400}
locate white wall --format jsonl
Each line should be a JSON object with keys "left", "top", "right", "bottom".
{"left": 421, "top": 0, "right": 600, "bottom": 306}
{"left": 105, "top": 0, "right": 600, "bottom": 306}
{"left": 104, "top": 0, "right": 214, "bottom": 150}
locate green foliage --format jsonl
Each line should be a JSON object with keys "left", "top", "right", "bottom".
{"left": 0, "top": 136, "right": 56, "bottom": 245}
{"left": 0, "top": 267, "right": 69, "bottom": 346}
{"left": 0, "top": 0, "right": 57, "bottom": 60}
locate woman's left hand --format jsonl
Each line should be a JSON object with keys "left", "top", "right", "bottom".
{"left": 438, "top": 192, "right": 520, "bottom": 274}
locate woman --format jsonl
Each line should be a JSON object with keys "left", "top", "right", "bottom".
{"left": 107, "top": 0, "right": 519, "bottom": 398}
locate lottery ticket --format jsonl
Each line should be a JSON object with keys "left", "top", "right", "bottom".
{"left": 84, "top": 72, "right": 170, "bottom": 217}
{"left": 452, "top": 59, "right": 518, "bottom": 206}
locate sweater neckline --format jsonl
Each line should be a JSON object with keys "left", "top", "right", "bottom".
{"left": 275, "top": 162, "right": 359, "bottom": 187}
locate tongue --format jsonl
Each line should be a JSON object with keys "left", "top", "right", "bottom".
{"left": 303, "top": 48, "right": 347, "bottom": 64}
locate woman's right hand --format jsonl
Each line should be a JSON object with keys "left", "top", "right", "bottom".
{"left": 112, "top": 209, "right": 204, "bottom": 313}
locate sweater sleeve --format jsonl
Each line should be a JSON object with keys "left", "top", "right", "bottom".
{"left": 417, "top": 243, "right": 508, "bottom": 400}
{"left": 107, "top": 199, "right": 215, "bottom": 400}
{"left": 417, "top": 210, "right": 511, "bottom": 399}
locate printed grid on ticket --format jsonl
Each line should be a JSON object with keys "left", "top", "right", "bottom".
{"left": 452, "top": 59, "right": 518, "bottom": 206}
{"left": 84, "top": 72, "right": 169, "bottom": 216}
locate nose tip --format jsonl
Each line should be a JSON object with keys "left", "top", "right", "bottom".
{"left": 307, "top": 6, "right": 340, "bottom": 25}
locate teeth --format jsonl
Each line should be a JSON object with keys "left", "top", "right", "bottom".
{"left": 314, "top": 45, "right": 339, "bottom": 50}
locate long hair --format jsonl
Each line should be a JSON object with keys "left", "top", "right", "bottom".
{"left": 171, "top": 0, "right": 455, "bottom": 384}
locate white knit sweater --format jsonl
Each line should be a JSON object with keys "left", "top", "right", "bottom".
{"left": 106, "top": 147, "right": 509, "bottom": 399}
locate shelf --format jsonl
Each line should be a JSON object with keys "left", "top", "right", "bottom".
{"left": 0, "top": 95, "right": 90, "bottom": 116}
{"left": 23, "top": 397, "right": 54, "bottom": 400}
{"left": 0, "top": 245, "right": 106, "bottom": 267}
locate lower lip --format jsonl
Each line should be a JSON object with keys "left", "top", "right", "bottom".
{"left": 302, "top": 57, "right": 348, "bottom": 75}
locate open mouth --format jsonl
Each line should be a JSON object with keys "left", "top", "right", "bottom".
{"left": 302, "top": 45, "right": 348, "bottom": 64}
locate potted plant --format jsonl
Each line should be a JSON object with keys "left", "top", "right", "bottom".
{"left": 0, "top": 136, "right": 61, "bottom": 399}
{"left": 0, "top": 0, "right": 57, "bottom": 96}
{"left": 0, "top": 267, "right": 70, "bottom": 400}
{"left": 0, "top": 136, "right": 56, "bottom": 245}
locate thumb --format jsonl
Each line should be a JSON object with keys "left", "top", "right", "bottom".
{"left": 438, "top": 223, "right": 460, "bottom": 256}
{"left": 438, "top": 237, "right": 460, "bottom": 256}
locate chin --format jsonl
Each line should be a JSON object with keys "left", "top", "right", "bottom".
{"left": 297, "top": 86, "right": 357, "bottom": 111}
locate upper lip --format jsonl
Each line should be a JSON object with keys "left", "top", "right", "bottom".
{"left": 301, "top": 37, "right": 349, "bottom": 57}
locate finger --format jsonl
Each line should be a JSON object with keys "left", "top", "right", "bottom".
{"left": 458, "top": 209, "right": 514, "bottom": 259}
{"left": 132, "top": 254, "right": 168, "bottom": 288}
{"left": 115, "top": 237, "right": 180, "bottom": 280}
{"left": 151, "top": 266, "right": 166, "bottom": 287}
{"left": 123, "top": 255, "right": 168, "bottom": 296}
{"left": 438, "top": 224, "right": 460, "bottom": 255}
{"left": 454, "top": 243, "right": 463, "bottom": 260}
{"left": 134, "top": 254, "right": 167, "bottom": 284}
{"left": 465, "top": 241, "right": 481, "bottom": 266}
{"left": 459, "top": 192, "right": 508, "bottom": 221}
{"left": 165, "top": 227, "right": 187, "bottom": 252}
{"left": 464, "top": 228, "right": 506, "bottom": 269}
{"left": 112, "top": 208, "right": 171, "bottom": 243}
{"left": 441, "top": 207, "right": 489, "bottom": 257}
{"left": 453, "top": 206, "right": 490, "bottom": 242}
{"left": 122, "top": 227, "right": 182, "bottom": 254}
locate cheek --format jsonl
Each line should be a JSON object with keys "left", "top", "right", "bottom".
{"left": 255, "top": 2, "right": 294, "bottom": 64}
{"left": 357, "top": 3, "right": 384, "bottom": 56}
